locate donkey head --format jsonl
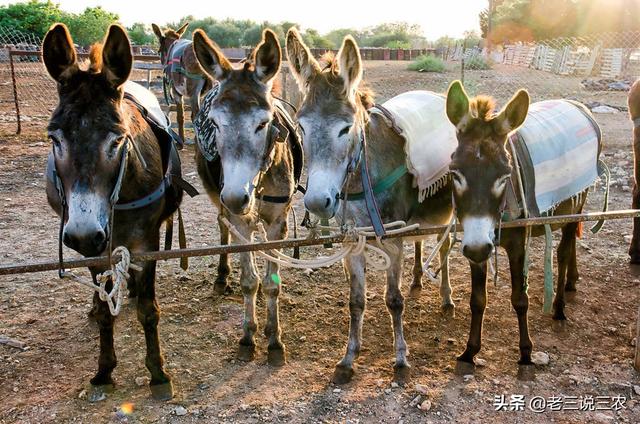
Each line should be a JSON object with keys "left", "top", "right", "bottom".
{"left": 193, "top": 28, "right": 281, "bottom": 215}
{"left": 286, "top": 28, "right": 370, "bottom": 219}
{"left": 43, "top": 23, "right": 133, "bottom": 257}
{"left": 445, "top": 81, "right": 529, "bottom": 263}
{"left": 152, "top": 22, "right": 189, "bottom": 64}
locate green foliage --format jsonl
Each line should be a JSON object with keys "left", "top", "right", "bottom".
{"left": 408, "top": 55, "right": 446, "bottom": 72}
{"left": 0, "top": 0, "right": 64, "bottom": 39}
{"left": 464, "top": 55, "right": 492, "bottom": 70}
{"left": 302, "top": 29, "right": 333, "bottom": 49}
{"left": 127, "top": 22, "right": 155, "bottom": 45}
{"left": 64, "top": 7, "right": 118, "bottom": 46}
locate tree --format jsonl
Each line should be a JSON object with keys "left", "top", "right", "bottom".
{"left": 64, "top": 7, "right": 119, "bottom": 46}
{"left": 0, "top": 0, "right": 64, "bottom": 39}
{"left": 127, "top": 22, "right": 154, "bottom": 45}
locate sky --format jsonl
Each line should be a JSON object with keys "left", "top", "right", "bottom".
{"left": 0, "top": 0, "right": 486, "bottom": 39}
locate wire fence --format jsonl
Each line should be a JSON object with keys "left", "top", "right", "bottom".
{"left": 441, "top": 31, "right": 640, "bottom": 107}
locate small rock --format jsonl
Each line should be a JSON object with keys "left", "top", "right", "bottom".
{"left": 415, "top": 384, "right": 429, "bottom": 395}
{"left": 475, "top": 358, "right": 487, "bottom": 367}
{"left": 409, "top": 395, "right": 422, "bottom": 407}
{"left": 446, "top": 338, "right": 455, "bottom": 344}
{"left": 333, "top": 388, "right": 342, "bottom": 393}
{"left": 531, "top": 351, "right": 550, "bottom": 366}
{"left": 303, "top": 268, "right": 314, "bottom": 276}
{"left": 78, "top": 389, "right": 87, "bottom": 400}
{"left": 384, "top": 388, "right": 392, "bottom": 394}
{"left": 391, "top": 382, "right": 399, "bottom": 389}
{"left": 135, "top": 376, "right": 147, "bottom": 387}
{"left": 419, "top": 399, "right": 432, "bottom": 411}
{"left": 634, "top": 385, "right": 640, "bottom": 396}
{"left": 174, "top": 406, "right": 188, "bottom": 416}
{"left": 625, "top": 235, "right": 633, "bottom": 243}
{"left": 463, "top": 374, "right": 474, "bottom": 382}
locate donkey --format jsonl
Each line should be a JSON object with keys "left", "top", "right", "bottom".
{"left": 286, "top": 29, "right": 455, "bottom": 384}
{"left": 628, "top": 80, "right": 640, "bottom": 263}
{"left": 152, "top": 22, "right": 213, "bottom": 144}
{"left": 445, "top": 81, "right": 593, "bottom": 378}
{"left": 192, "top": 29, "right": 301, "bottom": 366}
{"left": 43, "top": 24, "right": 184, "bottom": 400}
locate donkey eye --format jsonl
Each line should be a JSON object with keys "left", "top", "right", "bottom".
{"left": 256, "top": 121, "right": 269, "bottom": 133}
{"left": 338, "top": 125, "right": 351, "bottom": 137}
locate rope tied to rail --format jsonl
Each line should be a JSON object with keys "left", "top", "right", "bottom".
{"left": 59, "top": 246, "right": 141, "bottom": 316}
{"left": 221, "top": 216, "right": 419, "bottom": 271}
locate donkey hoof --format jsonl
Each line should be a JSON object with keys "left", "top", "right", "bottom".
{"left": 332, "top": 364, "right": 354, "bottom": 385}
{"left": 408, "top": 285, "right": 422, "bottom": 299}
{"left": 565, "top": 290, "right": 577, "bottom": 303}
{"left": 454, "top": 360, "right": 475, "bottom": 376}
{"left": 441, "top": 304, "right": 455, "bottom": 320}
{"left": 87, "top": 384, "right": 114, "bottom": 402}
{"left": 213, "top": 281, "right": 230, "bottom": 295}
{"left": 551, "top": 319, "right": 567, "bottom": 333}
{"left": 517, "top": 364, "right": 536, "bottom": 381}
{"left": 393, "top": 364, "right": 411, "bottom": 385}
{"left": 267, "top": 346, "right": 287, "bottom": 367}
{"left": 237, "top": 343, "right": 256, "bottom": 362}
{"left": 150, "top": 381, "right": 174, "bottom": 401}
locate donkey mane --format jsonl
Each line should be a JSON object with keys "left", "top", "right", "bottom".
{"left": 469, "top": 95, "right": 496, "bottom": 122}
{"left": 87, "top": 43, "right": 103, "bottom": 73}
{"left": 316, "top": 51, "right": 375, "bottom": 110}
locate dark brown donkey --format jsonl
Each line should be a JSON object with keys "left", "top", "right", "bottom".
{"left": 445, "top": 81, "right": 592, "bottom": 379}
{"left": 628, "top": 80, "right": 640, "bottom": 263}
{"left": 152, "top": 22, "right": 213, "bottom": 143}
{"left": 43, "top": 23, "right": 183, "bottom": 400}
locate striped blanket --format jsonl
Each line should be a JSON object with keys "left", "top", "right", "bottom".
{"left": 371, "top": 91, "right": 457, "bottom": 202}
{"left": 511, "top": 100, "right": 602, "bottom": 215}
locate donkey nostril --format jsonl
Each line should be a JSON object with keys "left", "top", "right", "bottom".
{"left": 242, "top": 194, "right": 249, "bottom": 205}
{"left": 324, "top": 197, "right": 331, "bottom": 208}
{"left": 94, "top": 230, "right": 106, "bottom": 247}
{"left": 63, "top": 232, "right": 72, "bottom": 247}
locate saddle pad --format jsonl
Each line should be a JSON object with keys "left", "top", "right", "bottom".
{"left": 371, "top": 91, "right": 457, "bottom": 202}
{"left": 514, "top": 99, "right": 601, "bottom": 215}
{"left": 123, "top": 81, "right": 170, "bottom": 130}
{"left": 166, "top": 39, "right": 192, "bottom": 74}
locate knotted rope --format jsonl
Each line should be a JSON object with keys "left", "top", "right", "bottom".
{"left": 59, "top": 246, "right": 141, "bottom": 316}
{"left": 221, "top": 217, "right": 419, "bottom": 271}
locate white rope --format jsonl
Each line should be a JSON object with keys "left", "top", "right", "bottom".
{"left": 220, "top": 217, "right": 419, "bottom": 271}
{"left": 421, "top": 215, "right": 456, "bottom": 284}
{"left": 60, "top": 246, "right": 141, "bottom": 316}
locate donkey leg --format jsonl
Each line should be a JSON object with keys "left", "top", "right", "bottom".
{"left": 175, "top": 96, "right": 185, "bottom": 145}
{"left": 135, "top": 255, "right": 173, "bottom": 400}
{"left": 553, "top": 223, "right": 576, "bottom": 330}
{"left": 408, "top": 241, "right": 423, "bottom": 298}
{"left": 232, "top": 218, "right": 259, "bottom": 362}
{"left": 333, "top": 253, "right": 366, "bottom": 384}
{"left": 214, "top": 213, "right": 232, "bottom": 294}
{"left": 438, "top": 233, "right": 455, "bottom": 319}
{"left": 565, "top": 227, "right": 579, "bottom": 302}
{"left": 630, "top": 180, "right": 640, "bottom": 263}
{"left": 262, "top": 217, "right": 288, "bottom": 366}
{"left": 505, "top": 230, "right": 534, "bottom": 380}
{"left": 385, "top": 239, "right": 411, "bottom": 384}
{"left": 455, "top": 261, "right": 487, "bottom": 376}
{"left": 89, "top": 278, "right": 117, "bottom": 398}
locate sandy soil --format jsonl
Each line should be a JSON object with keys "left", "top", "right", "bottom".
{"left": 1, "top": 61, "right": 639, "bottom": 423}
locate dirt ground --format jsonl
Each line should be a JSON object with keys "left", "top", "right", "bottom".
{"left": 1, "top": 61, "right": 640, "bottom": 423}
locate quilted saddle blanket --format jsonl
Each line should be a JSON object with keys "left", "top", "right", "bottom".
{"left": 370, "top": 90, "right": 458, "bottom": 202}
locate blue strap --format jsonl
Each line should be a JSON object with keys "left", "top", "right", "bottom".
{"left": 359, "top": 133, "right": 386, "bottom": 238}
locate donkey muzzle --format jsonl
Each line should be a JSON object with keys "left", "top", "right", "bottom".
{"left": 460, "top": 216, "right": 496, "bottom": 264}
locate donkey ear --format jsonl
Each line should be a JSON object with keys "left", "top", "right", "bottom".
{"left": 337, "top": 36, "right": 362, "bottom": 100}
{"left": 254, "top": 29, "right": 281, "bottom": 83}
{"left": 176, "top": 22, "right": 189, "bottom": 37}
{"left": 285, "top": 27, "right": 320, "bottom": 92}
{"left": 494, "top": 89, "right": 529, "bottom": 135}
{"left": 151, "top": 23, "right": 163, "bottom": 40}
{"left": 42, "top": 23, "right": 77, "bottom": 82}
{"left": 102, "top": 25, "right": 132, "bottom": 88}
{"left": 193, "top": 29, "right": 232, "bottom": 80}
{"left": 446, "top": 80, "right": 470, "bottom": 127}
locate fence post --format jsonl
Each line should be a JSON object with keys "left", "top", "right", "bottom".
{"left": 9, "top": 50, "right": 21, "bottom": 135}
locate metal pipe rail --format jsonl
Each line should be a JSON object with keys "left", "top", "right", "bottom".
{"left": 1, "top": 209, "right": 639, "bottom": 276}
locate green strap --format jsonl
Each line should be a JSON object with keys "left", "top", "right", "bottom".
{"left": 347, "top": 164, "right": 408, "bottom": 201}
{"left": 590, "top": 159, "right": 610, "bottom": 234}
{"left": 174, "top": 66, "right": 205, "bottom": 81}
{"left": 543, "top": 223, "right": 554, "bottom": 315}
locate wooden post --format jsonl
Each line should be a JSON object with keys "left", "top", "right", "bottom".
{"left": 9, "top": 50, "right": 21, "bottom": 135}
{"left": 635, "top": 305, "right": 640, "bottom": 372}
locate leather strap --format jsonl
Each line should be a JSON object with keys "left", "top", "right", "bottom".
{"left": 358, "top": 131, "right": 386, "bottom": 237}
{"left": 347, "top": 164, "right": 408, "bottom": 201}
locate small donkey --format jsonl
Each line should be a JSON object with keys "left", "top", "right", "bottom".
{"left": 43, "top": 23, "right": 184, "bottom": 400}
{"left": 192, "top": 29, "right": 302, "bottom": 366}
{"left": 152, "top": 22, "right": 213, "bottom": 143}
